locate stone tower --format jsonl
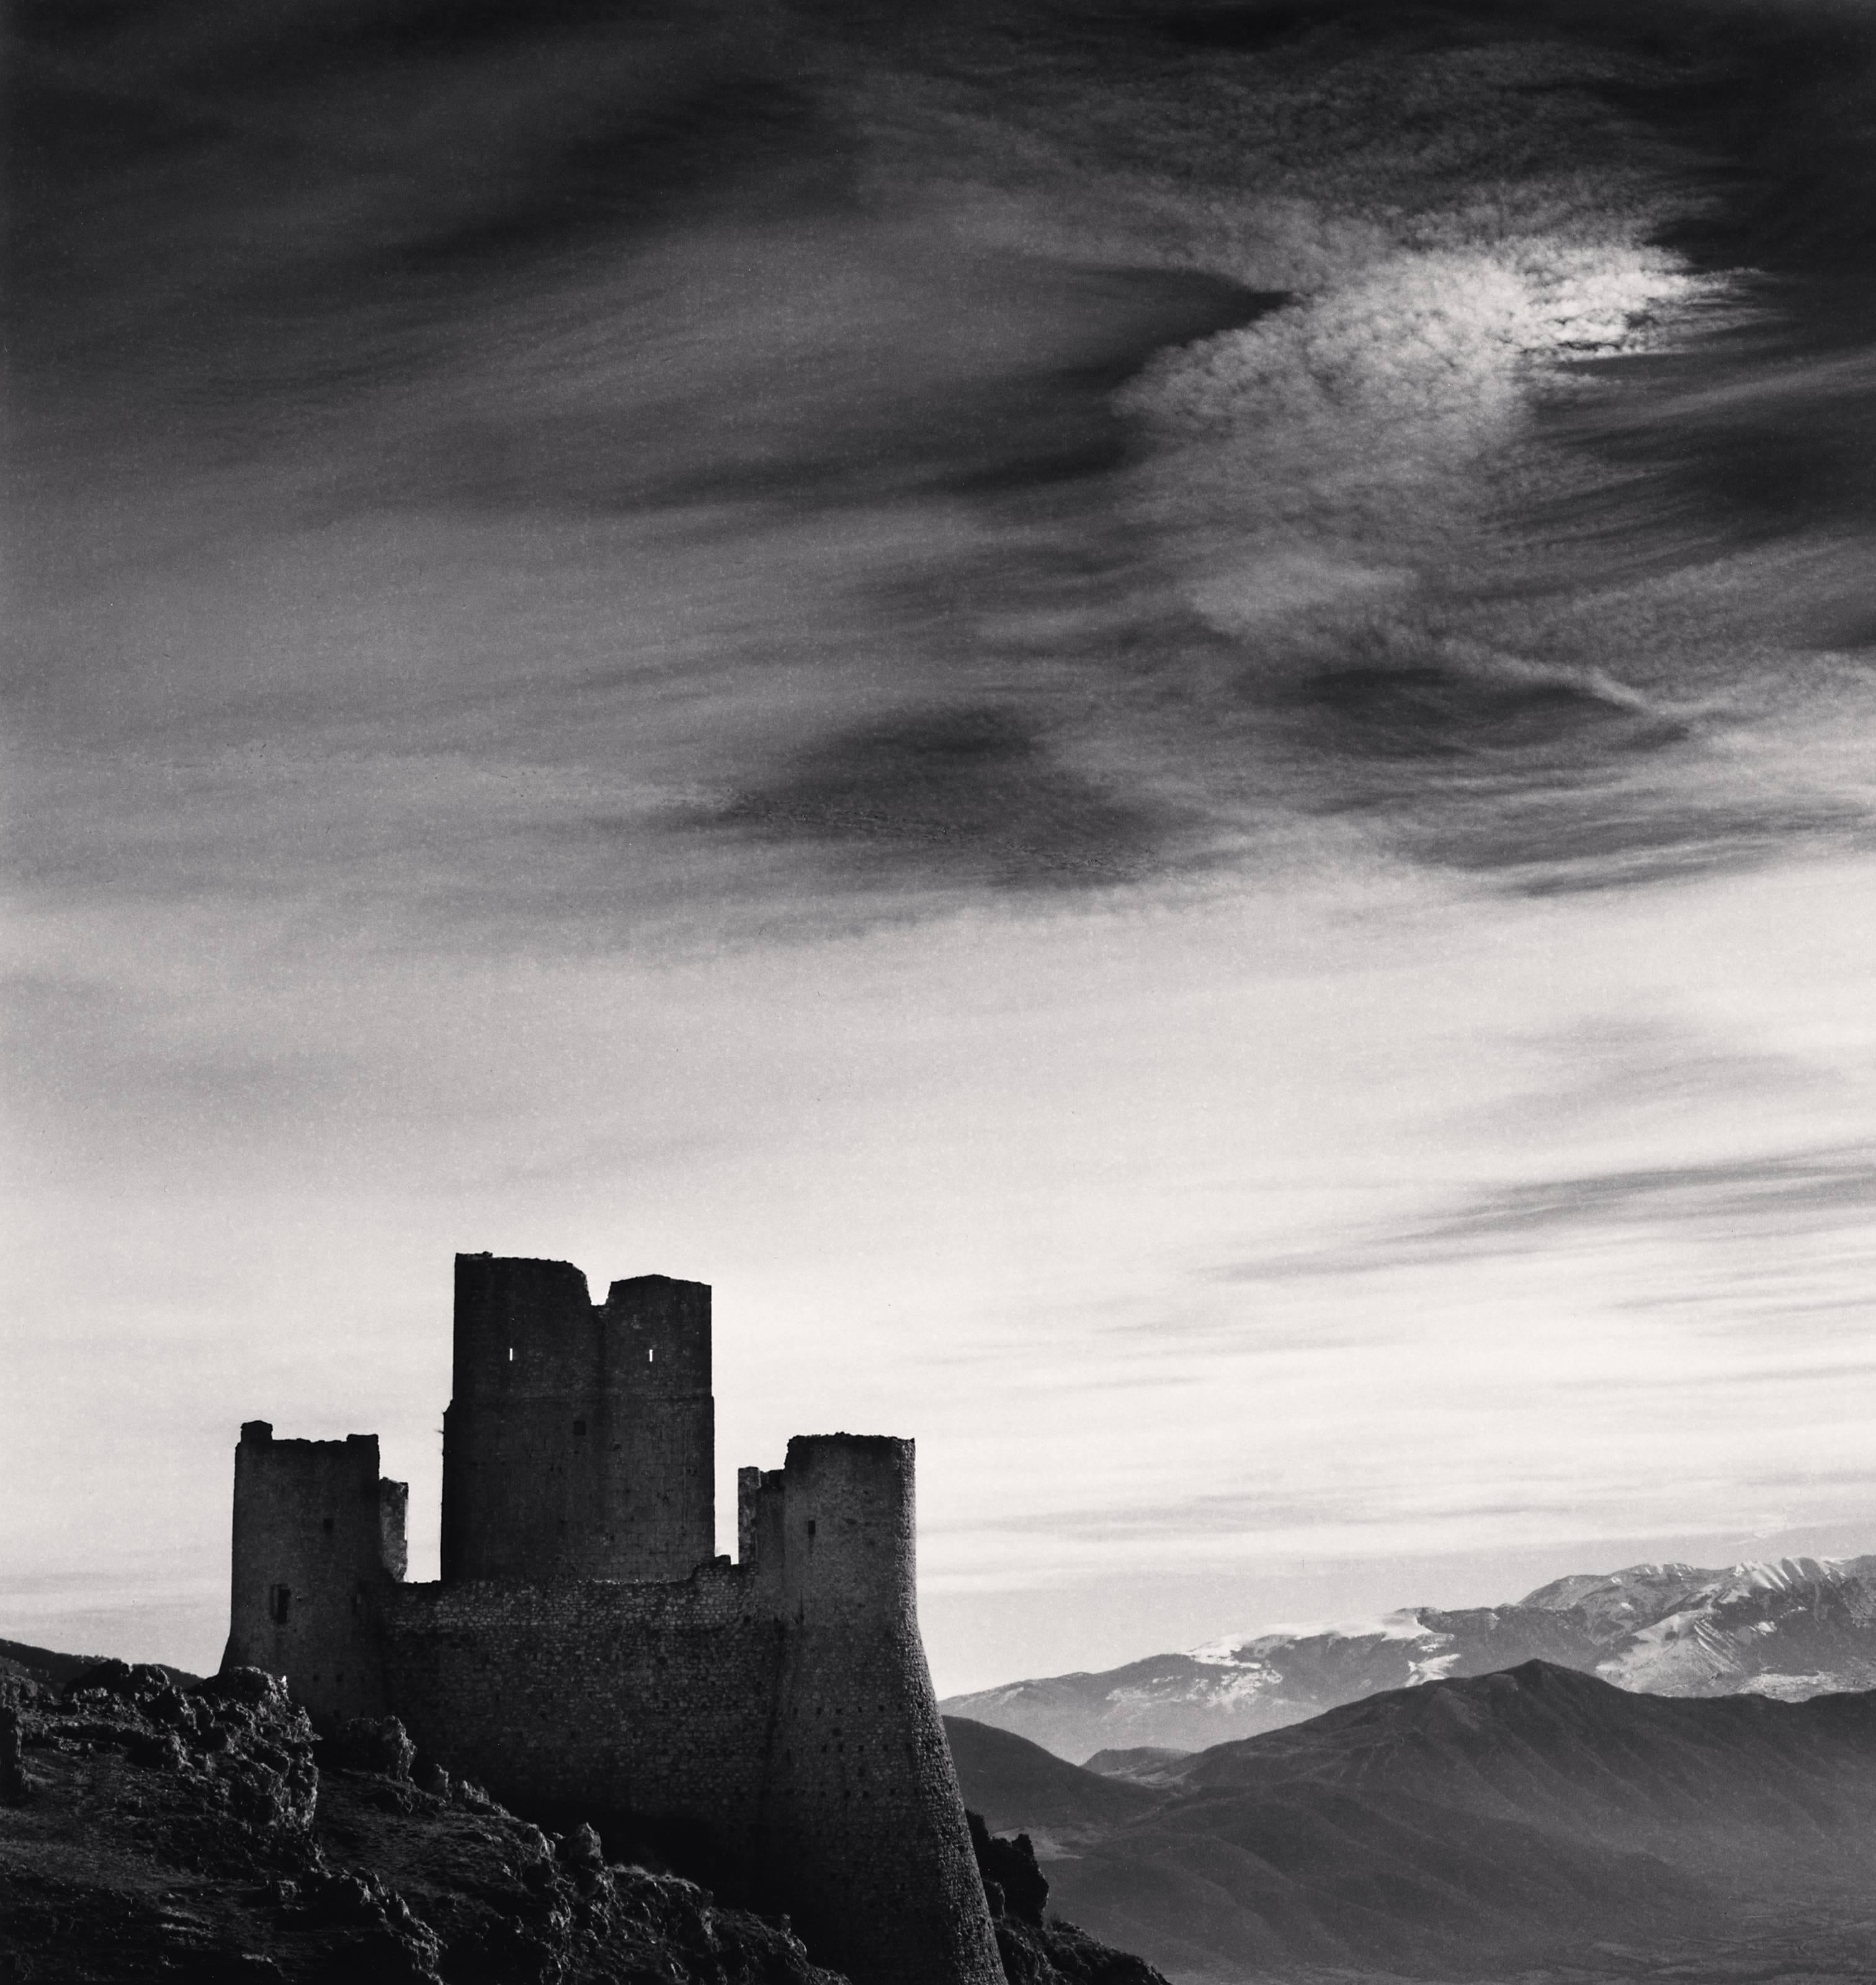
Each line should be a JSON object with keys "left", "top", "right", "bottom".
{"left": 223, "top": 1423, "right": 407, "bottom": 1728}
{"left": 757, "top": 1435, "right": 1002, "bottom": 1985}
{"left": 440, "top": 1254, "right": 713, "bottom": 1582}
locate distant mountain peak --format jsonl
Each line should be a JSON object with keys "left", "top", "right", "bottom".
{"left": 940, "top": 1550, "right": 1876, "bottom": 1762}
{"left": 1188, "top": 1607, "right": 1436, "bottom": 1662}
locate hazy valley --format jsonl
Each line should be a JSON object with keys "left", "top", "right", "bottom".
{"left": 947, "top": 1661, "right": 1876, "bottom": 1982}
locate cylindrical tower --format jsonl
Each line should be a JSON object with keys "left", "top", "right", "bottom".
{"left": 763, "top": 1435, "right": 1003, "bottom": 1985}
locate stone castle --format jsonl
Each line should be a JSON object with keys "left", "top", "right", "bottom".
{"left": 223, "top": 1254, "right": 1003, "bottom": 1985}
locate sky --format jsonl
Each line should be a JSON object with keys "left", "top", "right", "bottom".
{"left": 5, "top": 0, "right": 1876, "bottom": 1695}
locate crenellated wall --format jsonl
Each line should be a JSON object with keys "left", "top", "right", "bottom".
{"left": 225, "top": 1257, "right": 1004, "bottom": 1985}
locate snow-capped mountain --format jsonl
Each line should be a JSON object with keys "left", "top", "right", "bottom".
{"left": 939, "top": 1555, "right": 1876, "bottom": 1761}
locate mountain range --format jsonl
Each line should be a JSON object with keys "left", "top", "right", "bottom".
{"left": 940, "top": 1555, "right": 1876, "bottom": 1761}
{"left": 945, "top": 1660, "right": 1876, "bottom": 1981}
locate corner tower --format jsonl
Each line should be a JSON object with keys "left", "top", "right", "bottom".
{"left": 760, "top": 1436, "right": 1003, "bottom": 1985}
{"left": 224, "top": 1422, "right": 407, "bottom": 1729}
{"left": 440, "top": 1254, "right": 713, "bottom": 1583}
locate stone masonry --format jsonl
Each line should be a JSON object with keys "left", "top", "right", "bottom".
{"left": 223, "top": 1254, "right": 1004, "bottom": 1985}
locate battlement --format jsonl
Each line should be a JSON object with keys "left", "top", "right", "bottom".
{"left": 735, "top": 1435, "right": 918, "bottom": 1621}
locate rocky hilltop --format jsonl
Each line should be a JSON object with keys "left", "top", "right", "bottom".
{"left": 0, "top": 1646, "right": 1164, "bottom": 1985}
{"left": 942, "top": 1553, "right": 1876, "bottom": 1759}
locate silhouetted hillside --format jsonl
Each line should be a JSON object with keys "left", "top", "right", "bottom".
{"left": 0, "top": 1659, "right": 842, "bottom": 1985}
{"left": 1079, "top": 1748, "right": 1192, "bottom": 1788}
{"left": 1181, "top": 1661, "right": 1876, "bottom": 1881}
{"left": 0, "top": 1637, "right": 199, "bottom": 1695}
{"left": 0, "top": 1659, "right": 1166, "bottom": 1985}
{"left": 951, "top": 1661, "right": 1876, "bottom": 1981}
{"left": 943, "top": 1719, "right": 1164, "bottom": 1843}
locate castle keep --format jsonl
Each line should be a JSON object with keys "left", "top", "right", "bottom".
{"left": 224, "top": 1254, "right": 1003, "bottom": 1985}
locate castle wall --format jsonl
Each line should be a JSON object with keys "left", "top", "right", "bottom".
{"left": 225, "top": 1422, "right": 404, "bottom": 1729}
{"left": 442, "top": 1257, "right": 712, "bottom": 1583}
{"left": 378, "top": 1561, "right": 782, "bottom": 1875}
{"left": 374, "top": 1446, "right": 1001, "bottom": 1985}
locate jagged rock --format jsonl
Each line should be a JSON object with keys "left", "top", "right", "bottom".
{"left": 4, "top": 1658, "right": 319, "bottom": 1849}
{"left": 966, "top": 1811, "right": 1049, "bottom": 1927}
{"left": 64, "top": 1659, "right": 176, "bottom": 1706}
{"left": 198, "top": 1664, "right": 292, "bottom": 1710}
{"left": 288, "top": 1864, "right": 445, "bottom": 1974}
{"left": 145, "top": 1684, "right": 208, "bottom": 1737}
{"left": 330, "top": 1714, "right": 417, "bottom": 1780}
{"left": 451, "top": 1775, "right": 502, "bottom": 1813}
{"left": 994, "top": 1915, "right": 1172, "bottom": 1985}
{"left": 966, "top": 1809, "right": 1166, "bottom": 1985}
{"left": 125, "top": 1726, "right": 188, "bottom": 1772}
{"left": 561, "top": 1820, "right": 605, "bottom": 1871}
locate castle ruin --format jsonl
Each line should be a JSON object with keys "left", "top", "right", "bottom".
{"left": 223, "top": 1254, "right": 1004, "bottom": 1985}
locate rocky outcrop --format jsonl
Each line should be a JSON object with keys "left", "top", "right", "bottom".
{"left": 989, "top": 1917, "right": 1169, "bottom": 1985}
{"left": 966, "top": 1813, "right": 1049, "bottom": 1929}
{"left": 0, "top": 1659, "right": 847, "bottom": 1984}
{"left": 964, "top": 1811, "right": 1169, "bottom": 1985}
{"left": 328, "top": 1715, "right": 417, "bottom": 1781}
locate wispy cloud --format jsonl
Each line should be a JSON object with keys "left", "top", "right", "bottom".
{"left": 708, "top": 707, "right": 1182, "bottom": 890}
{"left": 16, "top": 0, "right": 1876, "bottom": 940}
{"left": 9, "top": 0, "right": 1876, "bottom": 1687}
{"left": 1215, "top": 1135, "right": 1874, "bottom": 1286}
{"left": 1410, "top": 1145, "right": 1876, "bottom": 1254}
